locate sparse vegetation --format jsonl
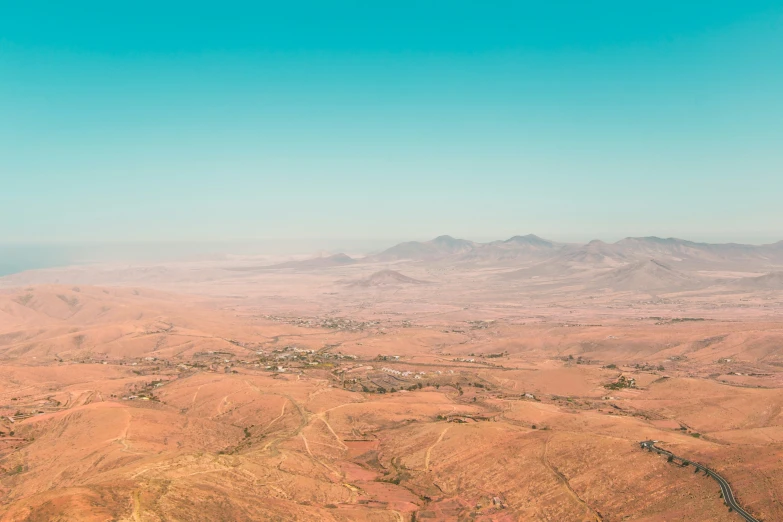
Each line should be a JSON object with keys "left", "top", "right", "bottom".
{"left": 604, "top": 375, "right": 636, "bottom": 390}
{"left": 15, "top": 294, "right": 34, "bottom": 306}
{"left": 73, "top": 334, "right": 86, "bottom": 349}
{"left": 56, "top": 294, "right": 80, "bottom": 309}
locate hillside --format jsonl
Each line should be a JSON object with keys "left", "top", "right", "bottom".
{"left": 348, "top": 270, "right": 429, "bottom": 287}
{"left": 262, "top": 253, "right": 358, "bottom": 270}
{"left": 367, "top": 234, "right": 783, "bottom": 272}
{"left": 371, "top": 235, "right": 476, "bottom": 261}
{"left": 613, "top": 236, "right": 781, "bottom": 269}
{"left": 730, "top": 271, "right": 783, "bottom": 290}
{"left": 2, "top": 278, "right": 783, "bottom": 521}
{"left": 590, "top": 259, "right": 702, "bottom": 292}
{"left": 457, "top": 234, "right": 565, "bottom": 264}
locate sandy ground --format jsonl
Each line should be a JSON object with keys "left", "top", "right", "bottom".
{"left": 1, "top": 253, "right": 782, "bottom": 521}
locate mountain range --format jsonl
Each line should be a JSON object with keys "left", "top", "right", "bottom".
{"left": 364, "top": 235, "right": 783, "bottom": 269}
{"left": 256, "top": 235, "right": 783, "bottom": 275}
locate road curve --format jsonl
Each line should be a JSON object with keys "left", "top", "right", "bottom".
{"left": 639, "top": 441, "right": 760, "bottom": 522}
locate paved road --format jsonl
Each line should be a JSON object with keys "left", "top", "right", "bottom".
{"left": 640, "top": 441, "right": 760, "bottom": 522}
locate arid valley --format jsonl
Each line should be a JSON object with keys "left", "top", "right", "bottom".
{"left": 2, "top": 235, "right": 783, "bottom": 521}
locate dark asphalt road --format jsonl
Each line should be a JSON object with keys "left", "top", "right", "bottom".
{"left": 640, "top": 441, "right": 759, "bottom": 522}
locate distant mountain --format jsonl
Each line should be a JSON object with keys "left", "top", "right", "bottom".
{"left": 259, "top": 253, "right": 357, "bottom": 270}
{"left": 348, "top": 270, "right": 429, "bottom": 287}
{"left": 760, "top": 240, "right": 783, "bottom": 260}
{"left": 457, "top": 234, "right": 565, "bottom": 264}
{"left": 590, "top": 259, "right": 702, "bottom": 292}
{"left": 613, "top": 237, "right": 773, "bottom": 267}
{"left": 371, "top": 235, "right": 477, "bottom": 261}
{"left": 557, "top": 240, "right": 629, "bottom": 267}
{"left": 535, "top": 236, "right": 783, "bottom": 271}
{"left": 502, "top": 234, "right": 555, "bottom": 247}
{"left": 371, "top": 234, "right": 567, "bottom": 264}
{"left": 499, "top": 239, "right": 628, "bottom": 280}
{"left": 227, "top": 235, "right": 783, "bottom": 275}
{"left": 730, "top": 271, "right": 783, "bottom": 290}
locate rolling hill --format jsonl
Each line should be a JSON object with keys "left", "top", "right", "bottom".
{"left": 370, "top": 235, "right": 476, "bottom": 261}
{"left": 590, "top": 259, "right": 703, "bottom": 292}
{"left": 348, "top": 270, "right": 430, "bottom": 287}
{"left": 730, "top": 271, "right": 783, "bottom": 290}
{"left": 261, "top": 253, "right": 358, "bottom": 270}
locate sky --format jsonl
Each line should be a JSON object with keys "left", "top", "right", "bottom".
{"left": 2, "top": 1, "right": 782, "bottom": 246}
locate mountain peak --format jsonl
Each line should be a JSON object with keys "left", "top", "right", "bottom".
{"left": 349, "top": 269, "right": 429, "bottom": 287}
{"left": 504, "top": 234, "right": 551, "bottom": 246}
{"left": 262, "top": 252, "right": 356, "bottom": 270}
{"left": 329, "top": 253, "right": 354, "bottom": 262}
{"left": 617, "top": 236, "right": 687, "bottom": 245}
{"left": 432, "top": 235, "right": 462, "bottom": 244}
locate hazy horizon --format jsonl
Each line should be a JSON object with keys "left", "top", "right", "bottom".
{"left": 2, "top": 231, "right": 781, "bottom": 278}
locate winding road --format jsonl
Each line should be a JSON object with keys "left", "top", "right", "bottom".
{"left": 639, "top": 440, "right": 759, "bottom": 522}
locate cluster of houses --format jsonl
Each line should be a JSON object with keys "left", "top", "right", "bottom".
{"left": 380, "top": 367, "right": 429, "bottom": 380}
{"left": 261, "top": 314, "right": 381, "bottom": 332}
{"left": 604, "top": 375, "right": 637, "bottom": 390}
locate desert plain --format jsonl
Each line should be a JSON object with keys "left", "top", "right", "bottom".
{"left": 1, "top": 235, "right": 783, "bottom": 521}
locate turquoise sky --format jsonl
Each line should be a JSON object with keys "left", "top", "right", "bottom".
{"left": 2, "top": 1, "right": 782, "bottom": 244}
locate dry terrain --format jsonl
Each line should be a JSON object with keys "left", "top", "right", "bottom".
{"left": 1, "top": 235, "right": 782, "bottom": 521}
